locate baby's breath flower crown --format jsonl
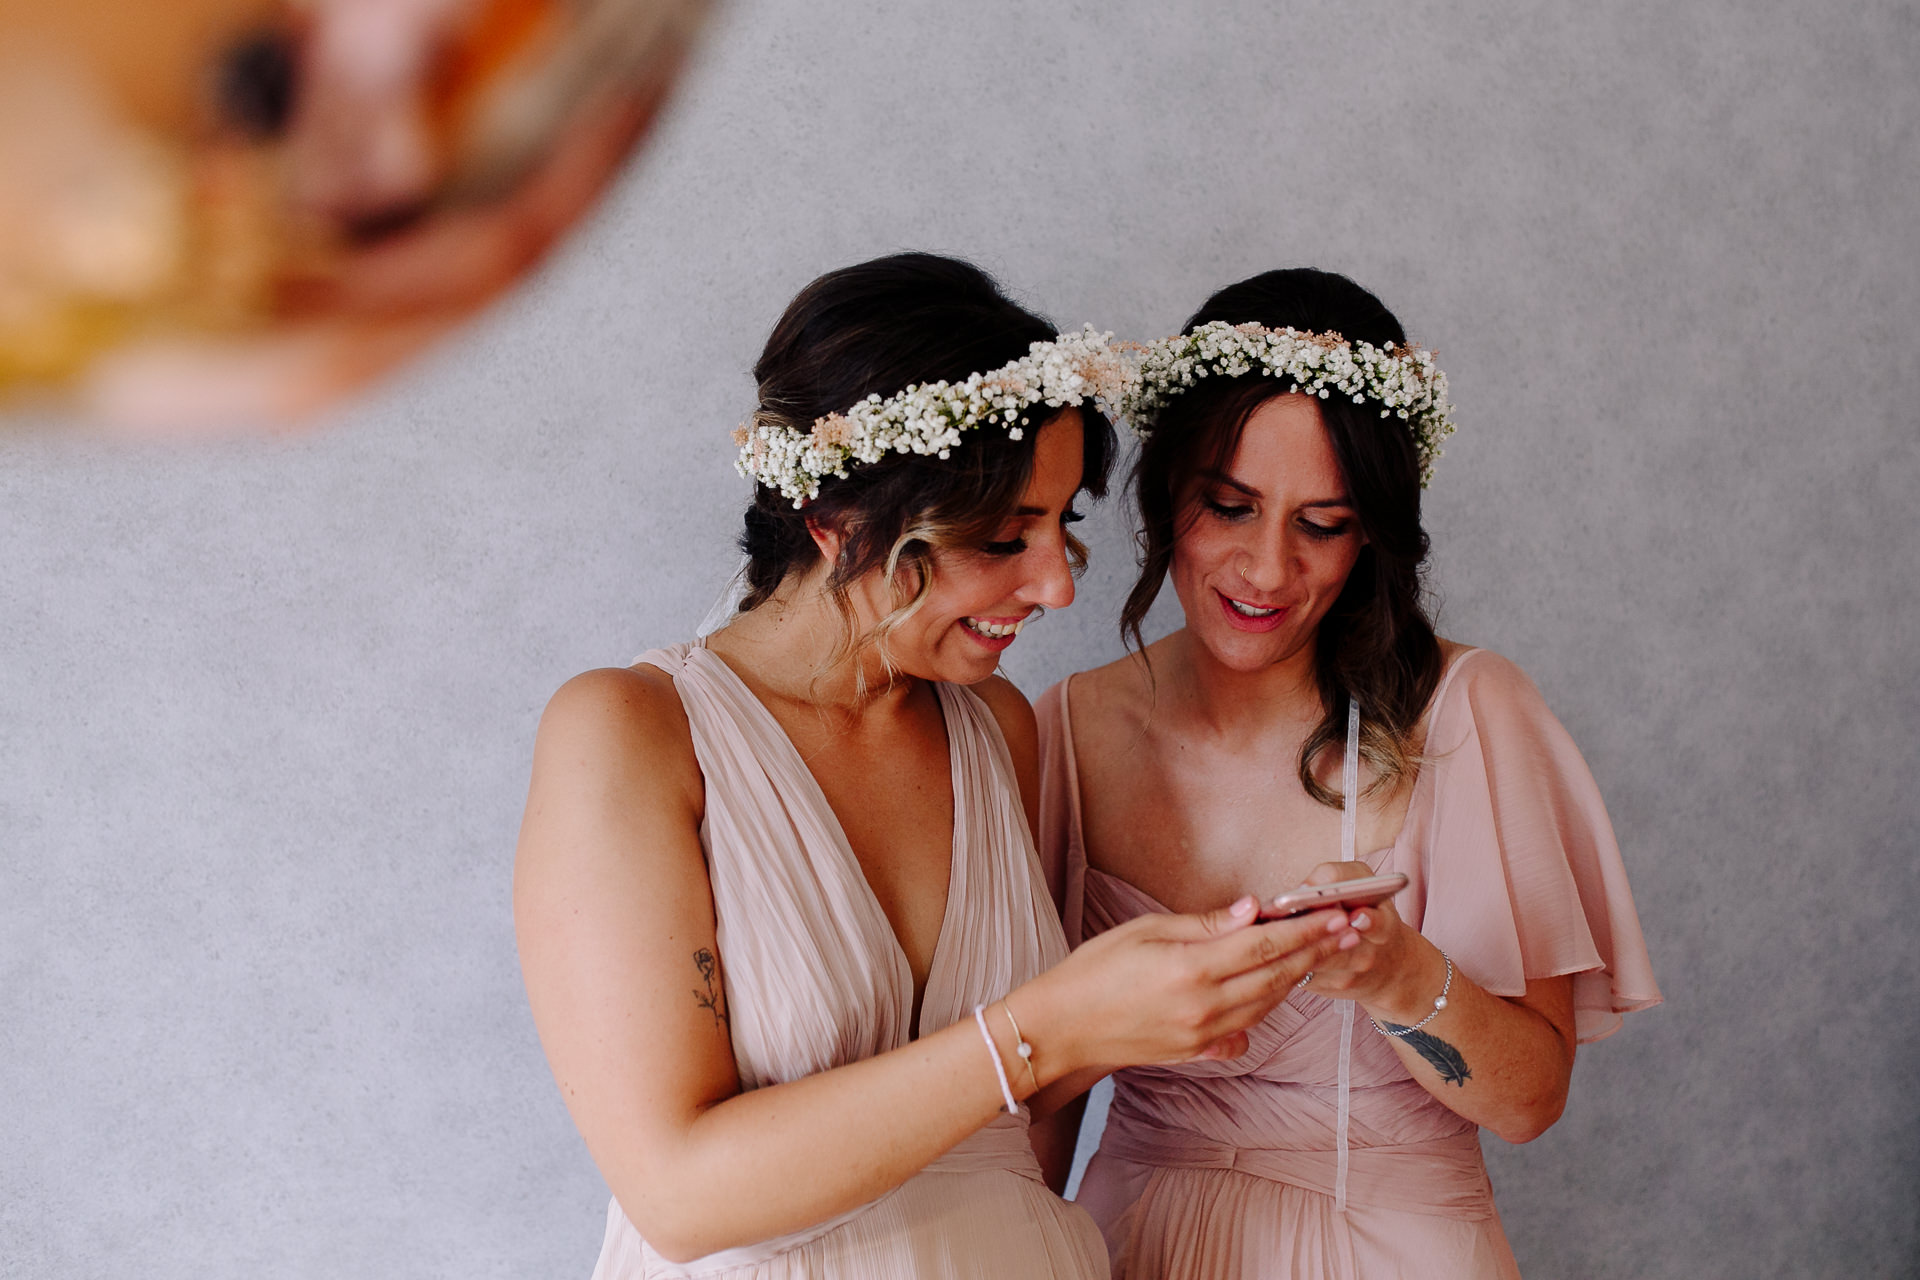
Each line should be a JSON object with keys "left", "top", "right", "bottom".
{"left": 1122, "top": 321, "right": 1457, "bottom": 488}
{"left": 733, "top": 326, "right": 1136, "bottom": 507}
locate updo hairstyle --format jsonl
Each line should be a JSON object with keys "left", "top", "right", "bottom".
{"left": 1122, "top": 268, "right": 1443, "bottom": 806}
{"left": 738, "top": 253, "right": 1117, "bottom": 659}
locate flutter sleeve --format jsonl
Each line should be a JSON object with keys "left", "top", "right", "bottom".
{"left": 1033, "top": 679, "right": 1087, "bottom": 948}
{"left": 1406, "top": 651, "right": 1663, "bottom": 1043}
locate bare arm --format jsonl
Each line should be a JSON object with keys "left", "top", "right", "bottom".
{"left": 1294, "top": 863, "right": 1576, "bottom": 1143}
{"left": 516, "top": 668, "right": 1356, "bottom": 1263}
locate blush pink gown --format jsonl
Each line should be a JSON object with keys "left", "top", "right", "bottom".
{"left": 589, "top": 642, "right": 1108, "bottom": 1280}
{"left": 1036, "top": 649, "right": 1662, "bottom": 1280}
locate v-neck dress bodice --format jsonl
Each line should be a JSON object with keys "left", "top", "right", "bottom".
{"left": 589, "top": 641, "right": 1107, "bottom": 1280}
{"left": 1035, "top": 649, "right": 1662, "bottom": 1280}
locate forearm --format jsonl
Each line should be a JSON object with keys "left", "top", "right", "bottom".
{"left": 1361, "top": 949, "right": 1574, "bottom": 1143}
{"left": 618, "top": 1011, "right": 1030, "bottom": 1263}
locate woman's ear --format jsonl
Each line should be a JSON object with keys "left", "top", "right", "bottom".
{"left": 804, "top": 514, "right": 844, "bottom": 565}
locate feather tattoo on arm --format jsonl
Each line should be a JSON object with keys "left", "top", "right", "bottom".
{"left": 692, "top": 947, "right": 728, "bottom": 1029}
{"left": 1380, "top": 1024, "right": 1472, "bottom": 1086}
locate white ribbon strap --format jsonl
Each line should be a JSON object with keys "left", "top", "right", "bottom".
{"left": 1334, "top": 696, "right": 1361, "bottom": 1214}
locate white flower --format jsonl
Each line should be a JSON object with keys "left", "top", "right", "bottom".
{"left": 1120, "top": 321, "right": 1456, "bottom": 488}
{"left": 736, "top": 326, "right": 1138, "bottom": 506}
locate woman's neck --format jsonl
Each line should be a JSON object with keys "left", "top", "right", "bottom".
{"left": 707, "top": 569, "right": 919, "bottom": 723}
{"left": 1159, "top": 628, "right": 1325, "bottom": 740}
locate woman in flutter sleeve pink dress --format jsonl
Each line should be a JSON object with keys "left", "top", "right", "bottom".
{"left": 1037, "top": 268, "right": 1661, "bottom": 1280}
{"left": 515, "top": 255, "right": 1365, "bottom": 1280}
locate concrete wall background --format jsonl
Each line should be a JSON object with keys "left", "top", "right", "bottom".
{"left": 5, "top": 1, "right": 1917, "bottom": 1276}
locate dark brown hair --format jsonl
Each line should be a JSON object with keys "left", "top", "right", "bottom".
{"left": 738, "top": 253, "right": 1115, "bottom": 666}
{"left": 1122, "top": 268, "right": 1442, "bottom": 806}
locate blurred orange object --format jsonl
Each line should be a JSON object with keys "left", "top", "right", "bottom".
{"left": 0, "top": 0, "right": 707, "bottom": 431}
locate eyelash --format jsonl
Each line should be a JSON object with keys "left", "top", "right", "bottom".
{"left": 1202, "top": 496, "right": 1350, "bottom": 541}
{"left": 982, "top": 509, "right": 1083, "bottom": 557}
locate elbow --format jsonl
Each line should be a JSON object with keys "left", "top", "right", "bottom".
{"left": 626, "top": 1206, "right": 710, "bottom": 1267}
{"left": 1492, "top": 1115, "right": 1553, "bottom": 1145}
{"left": 610, "top": 1176, "right": 717, "bottom": 1265}
{"left": 1490, "top": 1086, "right": 1569, "bottom": 1145}
{"left": 648, "top": 1233, "right": 707, "bottom": 1268}
{"left": 1490, "top": 1033, "right": 1576, "bottom": 1145}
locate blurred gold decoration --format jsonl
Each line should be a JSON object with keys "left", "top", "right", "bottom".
{"left": 0, "top": 0, "right": 708, "bottom": 431}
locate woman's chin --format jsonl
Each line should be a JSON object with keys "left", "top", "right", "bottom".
{"left": 887, "top": 636, "right": 1009, "bottom": 686}
{"left": 1191, "top": 620, "right": 1305, "bottom": 673}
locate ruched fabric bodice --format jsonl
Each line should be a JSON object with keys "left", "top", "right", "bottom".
{"left": 1085, "top": 870, "right": 1493, "bottom": 1223}
{"left": 591, "top": 641, "right": 1107, "bottom": 1280}
{"left": 1037, "top": 650, "right": 1662, "bottom": 1279}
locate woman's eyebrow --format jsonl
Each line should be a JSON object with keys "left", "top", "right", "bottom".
{"left": 1197, "top": 468, "right": 1261, "bottom": 497}
{"left": 1199, "top": 470, "right": 1352, "bottom": 509}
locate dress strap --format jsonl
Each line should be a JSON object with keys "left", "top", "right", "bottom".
{"left": 1339, "top": 697, "right": 1360, "bottom": 863}
{"left": 1334, "top": 696, "right": 1361, "bottom": 1214}
{"left": 630, "top": 638, "right": 698, "bottom": 674}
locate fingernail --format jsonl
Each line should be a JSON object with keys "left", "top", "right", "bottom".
{"left": 1324, "top": 912, "right": 1349, "bottom": 933}
{"left": 1231, "top": 896, "right": 1256, "bottom": 917}
{"left": 1339, "top": 931, "right": 1362, "bottom": 950}
{"left": 1351, "top": 912, "right": 1371, "bottom": 931}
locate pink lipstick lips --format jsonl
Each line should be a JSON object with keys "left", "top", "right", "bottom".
{"left": 1216, "top": 589, "right": 1289, "bottom": 633}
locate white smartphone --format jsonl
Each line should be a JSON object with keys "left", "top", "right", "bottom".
{"left": 1259, "top": 872, "right": 1409, "bottom": 920}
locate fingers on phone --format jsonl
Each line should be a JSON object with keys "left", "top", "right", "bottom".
{"left": 1251, "top": 910, "right": 1348, "bottom": 970}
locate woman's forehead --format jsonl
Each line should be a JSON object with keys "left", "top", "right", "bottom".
{"left": 1223, "top": 395, "right": 1348, "bottom": 496}
{"left": 1019, "top": 408, "right": 1086, "bottom": 509}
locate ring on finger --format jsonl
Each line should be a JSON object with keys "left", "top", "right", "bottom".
{"left": 1296, "top": 971, "right": 1314, "bottom": 987}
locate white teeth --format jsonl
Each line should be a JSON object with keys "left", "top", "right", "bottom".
{"left": 965, "top": 616, "right": 1027, "bottom": 639}
{"left": 1227, "top": 598, "right": 1279, "bottom": 618}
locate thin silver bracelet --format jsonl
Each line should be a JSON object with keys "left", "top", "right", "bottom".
{"left": 1368, "top": 951, "right": 1453, "bottom": 1037}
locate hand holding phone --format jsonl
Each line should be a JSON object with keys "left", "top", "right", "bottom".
{"left": 1258, "top": 872, "right": 1408, "bottom": 921}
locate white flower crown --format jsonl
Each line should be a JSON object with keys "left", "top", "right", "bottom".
{"left": 1122, "top": 321, "right": 1456, "bottom": 488}
{"left": 733, "top": 326, "right": 1136, "bottom": 507}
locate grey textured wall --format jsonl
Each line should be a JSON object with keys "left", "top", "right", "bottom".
{"left": 5, "top": 2, "right": 1917, "bottom": 1277}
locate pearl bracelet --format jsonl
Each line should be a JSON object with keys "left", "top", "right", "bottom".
{"left": 1001, "top": 1000, "right": 1039, "bottom": 1093}
{"left": 1368, "top": 951, "right": 1453, "bottom": 1038}
{"left": 973, "top": 1004, "right": 1019, "bottom": 1115}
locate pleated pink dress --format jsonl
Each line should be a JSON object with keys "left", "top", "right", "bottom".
{"left": 590, "top": 641, "right": 1109, "bottom": 1280}
{"left": 1036, "top": 649, "right": 1662, "bottom": 1280}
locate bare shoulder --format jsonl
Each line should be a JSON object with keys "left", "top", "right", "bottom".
{"left": 541, "top": 663, "right": 687, "bottom": 737}
{"left": 520, "top": 665, "right": 705, "bottom": 872}
{"left": 1062, "top": 642, "right": 1163, "bottom": 742}
{"left": 970, "top": 671, "right": 1035, "bottom": 730}
{"left": 969, "top": 672, "right": 1038, "bottom": 762}
{"left": 538, "top": 665, "right": 697, "bottom": 774}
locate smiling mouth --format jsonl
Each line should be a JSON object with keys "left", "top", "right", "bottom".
{"left": 962, "top": 615, "right": 1028, "bottom": 639}
{"left": 1223, "top": 597, "right": 1281, "bottom": 618}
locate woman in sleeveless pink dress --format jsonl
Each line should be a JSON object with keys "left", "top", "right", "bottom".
{"left": 1037, "top": 269, "right": 1662, "bottom": 1279}
{"left": 514, "top": 256, "right": 1365, "bottom": 1279}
